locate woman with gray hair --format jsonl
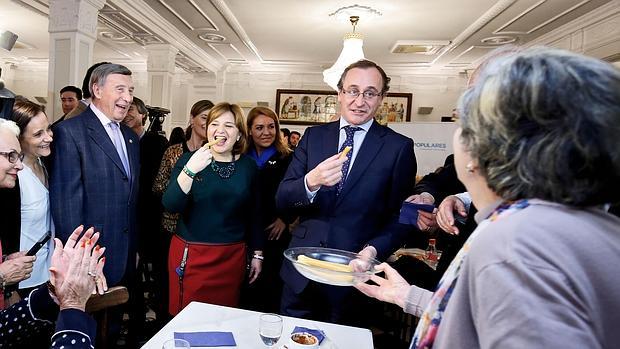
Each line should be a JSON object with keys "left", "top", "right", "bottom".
{"left": 0, "top": 118, "right": 107, "bottom": 348}
{"left": 356, "top": 47, "right": 620, "bottom": 348}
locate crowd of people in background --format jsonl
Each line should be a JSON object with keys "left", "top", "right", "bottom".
{"left": 0, "top": 45, "right": 619, "bottom": 349}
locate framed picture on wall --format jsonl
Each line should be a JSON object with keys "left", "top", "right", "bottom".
{"left": 275, "top": 89, "right": 339, "bottom": 125}
{"left": 275, "top": 89, "right": 413, "bottom": 125}
{"left": 376, "top": 92, "right": 413, "bottom": 124}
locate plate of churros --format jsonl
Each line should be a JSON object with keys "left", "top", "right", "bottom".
{"left": 284, "top": 247, "right": 381, "bottom": 286}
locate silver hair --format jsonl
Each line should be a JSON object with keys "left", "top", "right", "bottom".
{"left": 458, "top": 46, "right": 620, "bottom": 206}
{"left": 0, "top": 118, "right": 20, "bottom": 137}
{"left": 89, "top": 63, "right": 132, "bottom": 97}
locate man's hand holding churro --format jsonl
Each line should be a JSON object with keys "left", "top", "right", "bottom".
{"left": 305, "top": 149, "right": 351, "bottom": 192}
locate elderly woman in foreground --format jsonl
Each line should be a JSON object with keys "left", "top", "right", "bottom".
{"left": 356, "top": 47, "right": 620, "bottom": 348}
{"left": 0, "top": 118, "right": 107, "bottom": 348}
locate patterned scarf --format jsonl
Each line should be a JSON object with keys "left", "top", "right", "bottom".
{"left": 411, "top": 199, "right": 530, "bottom": 349}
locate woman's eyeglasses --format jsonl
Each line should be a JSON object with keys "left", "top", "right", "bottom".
{"left": 0, "top": 150, "right": 25, "bottom": 164}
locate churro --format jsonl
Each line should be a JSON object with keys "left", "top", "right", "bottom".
{"left": 204, "top": 137, "right": 222, "bottom": 148}
{"left": 297, "top": 255, "right": 353, "bottom": 272}
{"left": 339, "top": 146, "right": 352, "bottom": 159}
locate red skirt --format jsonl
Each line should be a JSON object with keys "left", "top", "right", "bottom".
{"left": 168, "top": 234, "right": 246, "bottom": 315}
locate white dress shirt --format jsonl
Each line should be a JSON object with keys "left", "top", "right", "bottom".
{"left": 89, "top": 104, "right": 129, "bottom": 161}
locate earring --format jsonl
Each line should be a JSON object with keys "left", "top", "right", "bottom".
{"left": 466, "top": 162, "right": 475, "bottom": 173}
{"left": 236, "top": 136, "right": 240, "bottom": 141}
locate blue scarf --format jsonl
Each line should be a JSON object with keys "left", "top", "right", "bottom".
{"left": 248, "top": 145, "right": 277, "bottom": 169}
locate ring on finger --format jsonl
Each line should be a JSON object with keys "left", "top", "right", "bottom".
{"left": 87, "top": 271, "right": 97, "bottom": 278}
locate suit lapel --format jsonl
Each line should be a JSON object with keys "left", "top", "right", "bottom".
{"left": 321, "top": 121, "right": 341, "bottom": 159}
{"left": 317, "top": 122, "right": 340, "bottom": 205}
{"left": 336, "top": 121, "right": 385, "bottom": 203}
{"left": 84, "top": 110, "right": 127, "bottom": 177}
{"left": 120, "top": 125, "right": 139, "bottom": 175}
{"left": 120, "top": 124, "right": 139, "bottom": 193}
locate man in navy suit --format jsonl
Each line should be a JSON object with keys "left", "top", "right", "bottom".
{"left": 49, "top": 63, "right": 139, "bottom": 288}
{"left": 276, "top": 60, "right": 417, "bottom": 322}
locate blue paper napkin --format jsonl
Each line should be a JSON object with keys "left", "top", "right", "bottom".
{"left": 292, "top": 326, "right": 326, "bottom": 344}
{"left": 399, "top": 202, "right": 435, "bottom": 225}
{"left": 174, "top": 331, "right": 236, "bottom": 347}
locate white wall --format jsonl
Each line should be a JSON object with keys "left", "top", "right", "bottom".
{"left": 4, "top": 1, "right": 618, "bottom": 136}
{"left": 390, "top": 122, "right": 460, "bottom": 176}
{"left": 526, "top": 1, "right": 620, "bottom": 60}
{"left": 219, "top": 70, "right": 465, "bottom": 123}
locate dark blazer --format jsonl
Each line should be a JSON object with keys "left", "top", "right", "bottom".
{"left": 276, "top": 120, "right": 417, "bottom": 293}
{"left": 411, "top": 163, "right": 478, "bottom": 280}
{"left": 415, "top": 163, "right": 466, "bottom": 206}
{"left": 49, "top": 107, "right": 140, "bottom": 286}
{"left": 259, "top": 151, "right": 294, "bottom": 227}
{"left": 0, "top": 180, "right": 21, "bottom": 297}
{"left": 0, "top": 286, "right": 95, "bottom": 348}
{"left": 0, "top": 180, "right": 21, "bottom": 254}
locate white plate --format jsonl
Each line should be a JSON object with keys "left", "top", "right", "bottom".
{"left": 284, "top": 247, "right": 380, "bottom": 286}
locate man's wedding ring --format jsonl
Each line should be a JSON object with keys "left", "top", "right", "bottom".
{"left": 88, "top": 271, "right": 97, "bottom": 278}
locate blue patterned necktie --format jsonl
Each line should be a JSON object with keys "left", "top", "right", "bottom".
{"left": 337, "top": 125, "right": 361, "bottom": 195}
{"left": 109, "top": 122, "right": 131, "bottom": 178}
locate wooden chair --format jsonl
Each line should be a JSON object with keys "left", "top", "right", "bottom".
{"left": 86, "top": 286, "right": 129, "bottom": 349}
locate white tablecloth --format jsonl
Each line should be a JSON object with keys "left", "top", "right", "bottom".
{"left": 141, "top": 301, "right": 374, "bottom": 348}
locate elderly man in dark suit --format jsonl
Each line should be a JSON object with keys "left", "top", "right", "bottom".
{"left": 49, "top": 63, "right": 139, "bottom": 288}
{"left": 276, "top": 59, "right": 417, "bottom": 323}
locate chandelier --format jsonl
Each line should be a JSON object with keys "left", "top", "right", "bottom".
{"left": 322, "top": 16, "right": 365, "bottom": 91}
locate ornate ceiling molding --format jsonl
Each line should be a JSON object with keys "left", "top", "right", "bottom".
{"left": 432, "top": 0, "right": 517, "bottom": 64}
{"left": 158, "top": 0, "right": 218, "bottom": 31}
{"left": 109, "top": 0, "right": 223, "bottom": 72}
{"left": 494, "top": 0, "right": 592, "bottom": 35}
{"left": 209, "top": 0, "right": 261, "bottom": 63}
{"left": 526, "top": 0, "right": 619, "bottom": 47}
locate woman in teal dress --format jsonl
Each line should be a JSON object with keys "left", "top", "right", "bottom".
{"left": 163, "top": 102, "right": 264, "bottom": 314}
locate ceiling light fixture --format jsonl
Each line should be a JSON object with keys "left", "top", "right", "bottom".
{"left": 100, "top": 31, "right": 128, "bottom": 41}
{"left": 323, "top": 15, "right": 365, "bottom": 91}
{"left": 198, "top": 33, "right": 226, "bottom": 43}
{"left": 480, "top": 36, "right": 517, "bottom": 45}
{"left": 328, "top": 4, "right": 382, "bottom": 22}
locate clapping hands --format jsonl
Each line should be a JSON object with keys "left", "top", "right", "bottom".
{"left": 48, "top": 225, "right": 108, "bottom": 312}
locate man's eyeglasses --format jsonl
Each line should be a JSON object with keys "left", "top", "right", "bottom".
{"left": 0, "top": 150, "right": 25, "bottom": 164}
{"left": 341, "top": 89, "right": 382, "bottom": 100}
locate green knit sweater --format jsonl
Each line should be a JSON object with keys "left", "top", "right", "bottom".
{"left": 162, "top": 153, "right": 263, "bottom": 249}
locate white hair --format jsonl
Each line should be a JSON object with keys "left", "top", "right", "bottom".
{"left": 0, "top": 118, "right": 20, "bottom": 137}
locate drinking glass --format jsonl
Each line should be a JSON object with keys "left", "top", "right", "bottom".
{"left": 259, "top": 313, "right": 283, "bottom": 347}
{"left": 162, "top": 338, "right": 190, "bottom": 349}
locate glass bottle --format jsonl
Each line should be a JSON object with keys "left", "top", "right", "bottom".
{"left": 425, "top": 238, "right": 438, "bottom": 269}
